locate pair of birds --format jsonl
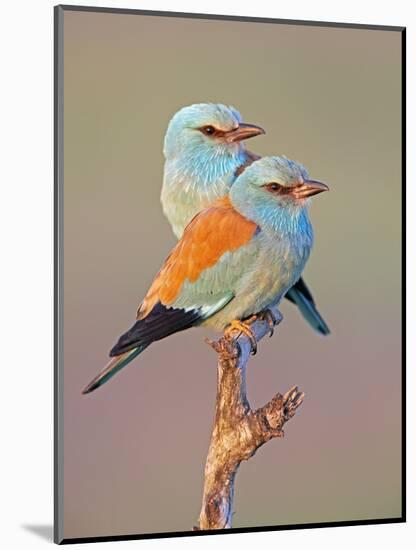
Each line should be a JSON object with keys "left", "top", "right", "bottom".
{"left": 83, "top": 103, "right": 329, "bottom": 394}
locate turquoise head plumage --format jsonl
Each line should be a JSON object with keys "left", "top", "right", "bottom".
{"left": 162, "top": 103, "right": 264, "bottom": 237}
{"left": 230, "top": 156, "right": 328, "bottom": 237}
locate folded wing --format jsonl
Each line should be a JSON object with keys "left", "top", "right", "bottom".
{"left": 110, "top": 197, "right": 258, "bottom": 356}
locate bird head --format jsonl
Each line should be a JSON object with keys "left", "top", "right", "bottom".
{"left": 230, "top": 156, "right": 328, "bottom": 229}
{"left": 163, "top": 103, "right": 265, "bottom": 160}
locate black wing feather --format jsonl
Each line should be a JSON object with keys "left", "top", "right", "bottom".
{"left": 110, "top": 302, "right": 202, "bottom": 357}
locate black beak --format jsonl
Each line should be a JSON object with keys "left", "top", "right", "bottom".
{"left": 293, "top": 180, "right": 329, "bottom": 199}
{"left": 226, "top": 123, "right": 265, "bottom": 143}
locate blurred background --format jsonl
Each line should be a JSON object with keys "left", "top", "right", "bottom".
{"left": 62, "top": 9, "right": 402, "bottom": 539}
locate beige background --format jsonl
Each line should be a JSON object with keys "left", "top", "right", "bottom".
{"left": 62, "top": 10, "right": 402, "bottom": 539}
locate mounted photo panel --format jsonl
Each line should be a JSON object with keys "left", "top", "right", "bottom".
{"left": 54, "top": 5, "right": 405, "bottom": 544}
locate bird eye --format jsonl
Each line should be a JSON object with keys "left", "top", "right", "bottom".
{"left": 267, "top": 182, "right": 283, "bottom": 192}
{"left": 201, "top": 125, "right": 216, "bottom": 136}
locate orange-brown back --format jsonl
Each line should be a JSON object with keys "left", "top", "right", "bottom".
{"left": 138, "top": 196, "right": 257, "bottom": 318}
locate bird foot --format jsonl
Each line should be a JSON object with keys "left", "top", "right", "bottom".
{"left": 259, "top": 308, "right": 279, "bottom": 337}
{"left": 225, "top": 319, "right": 258, "bottom": 355}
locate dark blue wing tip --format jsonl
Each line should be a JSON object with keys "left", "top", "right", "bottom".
{"left": 318, "top": 323, "right": 331, "bottom": 336}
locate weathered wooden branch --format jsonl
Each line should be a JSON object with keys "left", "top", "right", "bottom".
{"left": 196, "top": 308, "right": 304, "bottom": 530}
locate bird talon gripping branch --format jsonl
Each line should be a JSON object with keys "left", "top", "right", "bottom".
{"left": 225, "top": 320, "right": 258, "bottom": 355}
{"left": 259, "top": 309, "right": 279, "bottom": 337}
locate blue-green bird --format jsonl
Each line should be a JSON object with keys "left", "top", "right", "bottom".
{"left": 83, "top": 156, "right": 328, "bottom": 394}
{"left": 161, "top": 103, "right": 330, "bottom": 336}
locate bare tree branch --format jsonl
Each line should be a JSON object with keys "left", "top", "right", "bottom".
{"left": 196, "top": 308, "right": 304, "bottom": 530}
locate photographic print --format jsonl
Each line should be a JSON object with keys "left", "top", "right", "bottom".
{"left": 54, "top": 5, "right": 405, "bottom": 544}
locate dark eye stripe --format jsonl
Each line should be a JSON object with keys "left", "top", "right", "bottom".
{"left": 199, "top": 125, "right": 227, "bottom": 138}
{"left": 264, "top": 182, "right": 294, "bottom": 195}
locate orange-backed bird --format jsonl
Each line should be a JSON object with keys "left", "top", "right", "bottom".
{"left": 161, "top": 103, "right": 330, "bottom": 335}
{"left": 82, "top": 156, "right": 328, "bottom": 394}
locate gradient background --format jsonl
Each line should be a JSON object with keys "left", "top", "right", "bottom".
{"left": 62, "top": 10, "right": 402, "bottom": 539}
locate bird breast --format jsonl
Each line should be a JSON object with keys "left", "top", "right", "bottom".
{"left": 202, "top": 228, "right": 312, "bottom": 331}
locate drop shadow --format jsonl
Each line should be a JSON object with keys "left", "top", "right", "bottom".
{"left": 22, "top": 524, "right": 53, "bottom": 542}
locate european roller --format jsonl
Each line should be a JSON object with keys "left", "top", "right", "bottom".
{"left": 161, "top": 103, "right": 330, "bottom": 336}
{"left": 83, "top": 156, "right": 328, "bottom": 394}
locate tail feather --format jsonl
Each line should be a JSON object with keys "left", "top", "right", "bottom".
{"left": 82, "top": 345, "right": 148, "bottom": 394}
{"left": 83, "top": 300, "right": 206, "bottom": 395}
{"left": 286, "top": 286, "right": 330, "bottom": 336}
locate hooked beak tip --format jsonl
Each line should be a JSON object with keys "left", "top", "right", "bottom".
{"left": 293, "top": 180, "right": 329, "bottom": 199}
{"left": 227, "top": 123, "right": 265, "bottom": 143}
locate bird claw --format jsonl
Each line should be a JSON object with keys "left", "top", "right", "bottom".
{"left": 225, "top": 320, "right": 258, "bottom": 355}
{"left": 257, "top": 308, "right": 279, "bottom": 337}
